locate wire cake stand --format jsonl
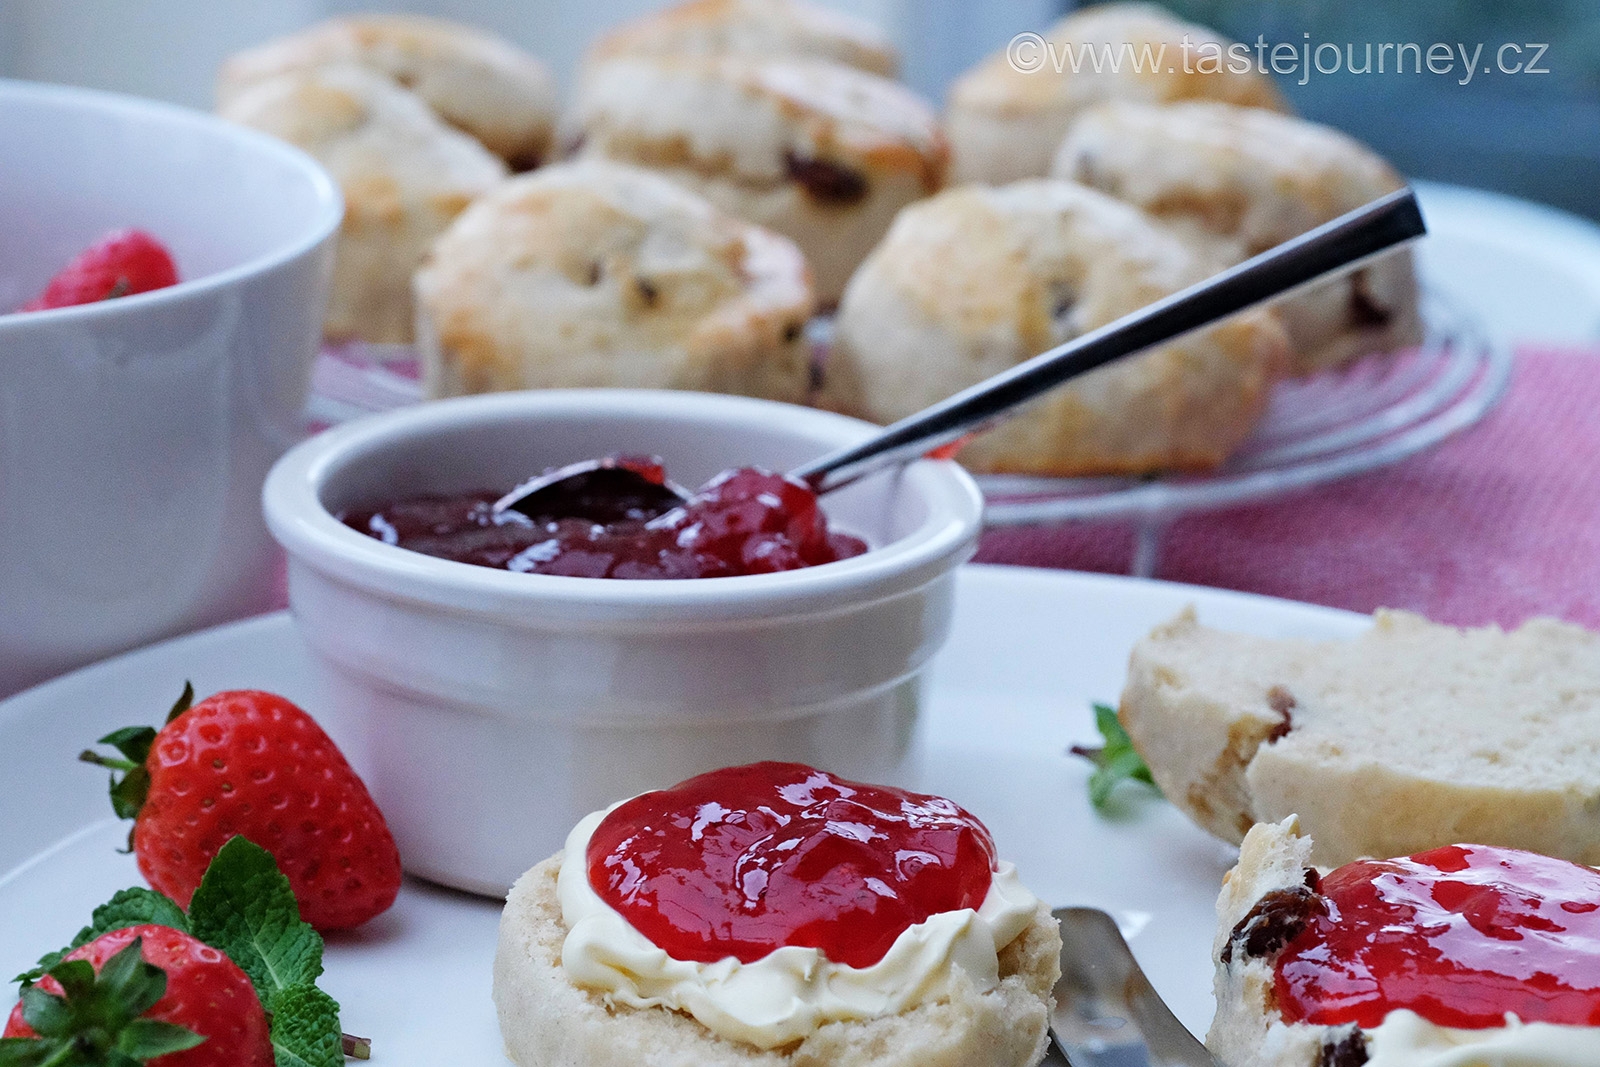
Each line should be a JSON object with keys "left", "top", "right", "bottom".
{"left": 977, "top": 289, "right": 1510, "bottom": 574}
{"left": 306, "top": 290, "right": 1508, "bottom": 578}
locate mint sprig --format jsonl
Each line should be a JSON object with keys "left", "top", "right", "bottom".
{"left": 188, "top": 837, "right": 325, "bottom": 1002}
{"left": 1071, "top": 703, "right": 1161, "bottom": 810}
{"left": 9, "top": 837, "right": 357, "bottom": 1066}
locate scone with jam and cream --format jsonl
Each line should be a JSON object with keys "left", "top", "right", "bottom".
{"left": 494, "top": 762, "right": 1061, "bottom": 1067}
{"left": 1213, "top": 816, "right": 1600, "bottom": 1067}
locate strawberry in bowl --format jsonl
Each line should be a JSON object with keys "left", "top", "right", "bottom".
{"left": 19, "top": 229, "right": 179, "bottom": 311}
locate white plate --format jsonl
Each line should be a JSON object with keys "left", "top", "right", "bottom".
{"left": 0, "top": 565, "right": 1368, "bottom": 1062}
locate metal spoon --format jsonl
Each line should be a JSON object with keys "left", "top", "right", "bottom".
{"left": 1047, "top": 907, "right": 1218, "bottom": 1067}
{"left": 497, "top": 188, "right": 1425, "bottom": 518}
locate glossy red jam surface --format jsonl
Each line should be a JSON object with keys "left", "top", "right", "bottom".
{"left": 1276, "top": 844, "right": 1600, "bottom": 1029}
{"left": 340, "top": 463, "right": 866, "bottom": 579}
{"left": 585, "top": 762, "right": 999, "bottom": 968}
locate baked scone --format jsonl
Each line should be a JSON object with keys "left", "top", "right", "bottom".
{"left": 1119, "top": 607, "right": 1600, "bottom": 866}
{"left": 585, "top": 0, "right": 898, "bottom": 79}
{"left": 569, "top": 56, "right": 946, "bottom": 305}
{"left": 824, "top": 180, "right": 1289, "bottom": 476}
{"left": 414, "top": 160, "right": 814, "bottom": 402}
{"left": 218, "top": 15, "right": 558, "bottom": 168}
{"left": 494, "top": 763, "right": 1061, "bottom": 1067}
{"left": 946, "top": 3, "right": 1288, "bottom": 186}
{"left": 1210, "top": 817, "right": 1600, "bottom": 1067}
{"left": 1054, "top": 101, "right": 1421, "bottom": 375}
{"left": 219, "top": 64, "right": 508, "bottom": 344}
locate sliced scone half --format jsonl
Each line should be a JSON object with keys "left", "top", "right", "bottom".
{"left": 1120, "top": 608, "right": 1600, "bottom": 867}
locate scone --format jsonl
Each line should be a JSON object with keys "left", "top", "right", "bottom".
{"left": 1211, "top": 817, "right": 1600, "bottom": 1067}
{"left": 946, "top": 2, "right": 1288, "bottom": 186}
{"left": 414, "top": 160, "right": 814, "bottom": 403}
{"left": 219, "top": 65, "right": 508, "bottom": 344}
{"left": 494, "top": 763, "right": 1060, "bottom": 1067}
{"left": 218, "top": 14, "right": 558, "bottom": 168}
{"left": 1054, "top": 102, "right": 1421, "bottom": 375}
{"left": 824, "top": 180, "right": 1289, "bottom": 476}
{"left": 569, "top": 56, "right": 946, "bottom": 305}
{"left": 585, "top": 0, "right": 898, "bottom": 78}
{"left": 1119, "top": 607, "right": 1600, "bottom": 866}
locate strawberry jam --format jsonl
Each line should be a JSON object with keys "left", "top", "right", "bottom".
{"left": 1275, "top": 845, "right": 1600, "bottom": 1030}
{"left": 585, "top": 762, "right": 999, "bottom": 968}
{"left": 340, "top": 463, "right": 866, "bottom": 579}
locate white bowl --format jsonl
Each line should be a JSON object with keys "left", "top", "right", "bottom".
{"left": 0, "top": 80, "right": 341, "bottom": 697}
{"left": 263, "top": 390, "right": 983, "bottom": 895}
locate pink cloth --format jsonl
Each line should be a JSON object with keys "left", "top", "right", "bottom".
{"left": 977, "top": 347, "right": 1600, "bottom": 629}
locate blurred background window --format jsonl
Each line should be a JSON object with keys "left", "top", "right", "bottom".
{"left": 1, "top": 0, "right": 1594, "bottom": 218}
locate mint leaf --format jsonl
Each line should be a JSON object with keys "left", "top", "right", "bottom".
{"left": 18, "top": 888, "right": 186, "bottom": 985}
{"left": 187, "top": 837, "right": 323, "bottom": 1007}
{"left": 1071, "top": 703, "right": 1160, "bottom": 811}
{"left": 269, "top": 985, "right": 343, "bottom": 1067}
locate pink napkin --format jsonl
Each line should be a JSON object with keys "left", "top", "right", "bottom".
{"left": 977, "top": 347, "right": 1600, "bottom": 630}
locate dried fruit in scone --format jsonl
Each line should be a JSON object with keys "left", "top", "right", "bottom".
{"left": 568, "top": 56, "right": 946, "bottom": 305}
{"left": 219, "top": 63, "right": 507, "bottom": 344}
{"left": 414, "top": 160, "right": 815, "bottom": 404}
{"left": 1119, "top": 607, "right": 1600, "bottom": 867}
{"left": 1210, "top": 817, "right": 1600, "bottom": 1067}
{"left": 946, "top": 2, "right": 1289, "bottom": 186}
{"left": 217, "top": 14, "right": 558, "bottom": 169}
{"left": 1054, "top": 101, "right": 1421, "bottom": 375}
{"left": 825, "top": 179, "right": 1289, "bottom": 476}
{"left": 585, "top": 0, "right": 899, "bottom": 78}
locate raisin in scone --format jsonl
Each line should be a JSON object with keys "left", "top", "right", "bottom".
{"left": 414, "top": 160, "right": 814, "bottom": 402}
{"left": 946, "top": 3, "right": 1288, "bottom": 186}
{"left": 823, "top": 180, "right": 1288, "bottom": 476}
{"left": 219, "top": 64, "right": 507, "bottom": 344}
{"left": 217, "top": 14, "right": 558, "bottom": 169}
{"left": 569, "top": 56, "right": 945, "bottom": 305}
{"left": 585, "top": 0, "right": 898, "bottom": 79}
{"left": 1120, "top": 608, "right": 1600, "bottom": 867}
{"left": 1212, "top": 817, "right": 1600, "bottom": 1067}
{"left": 493, "top": 763, "right": 1061, "bottom": 1067}
{"left": 1053, "top": 102, "right": 1420, "bottom": 375}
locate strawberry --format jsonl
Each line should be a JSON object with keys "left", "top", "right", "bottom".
{"left": 21, "top": 229, "right": 179, "bottom": 311}
{"left": 82, "top": 686, "right": 402, "bottom": 931}
{"left": 2, "top": 925, "right": 273, "bottom": 1067}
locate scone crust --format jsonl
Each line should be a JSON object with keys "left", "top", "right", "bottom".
{"left": 587, "top": 0, "right": 899, "bottom": 78}
{"left": 570, "top": 56, "right": 946, "bottom": 303}
{"left": 218, "top": 14, "right": 558, "bottom": 166}
{"left": 1120, "top": 609, "right": 1600, "bottom": 866}
{"left": 946, "top": 2, "right": 1288, "bottom": 185}
{"left": 219, "top": 64, "right": 508, "bottom": 344}
{"left": 494, "top": 854, "right": 1060, "bottom": 1067}
{"left": 414, "top": 160, "right": 814, "bottom": 403}
{"left": 1054, "top": 101, "right": 1421, "bottom": 374}
{"left": 825, "top": 180, "right": 1288, "bottom": 476}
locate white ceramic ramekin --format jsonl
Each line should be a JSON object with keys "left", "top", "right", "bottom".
{"left": 263, "top": 390, "right": 983, "bottom": 895}
{"left": 0, "top": 80, "right": 342, "bottom": 697}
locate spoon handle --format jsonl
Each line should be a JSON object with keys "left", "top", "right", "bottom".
{"left": 792, "top": 187, "right": 1426, "bottom": 494}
